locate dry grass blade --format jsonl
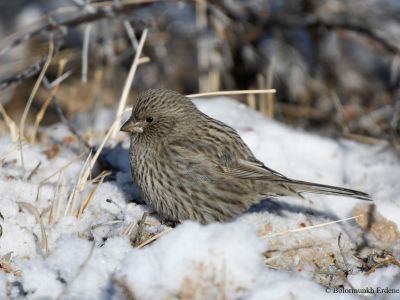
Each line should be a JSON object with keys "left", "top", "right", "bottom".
{"left": 30, "top": 59, "right": 68, "bottom": 144}
{"left": 17, "top": 202, "right": 48, "bottom": 256}
{"left": 137, "top": 227, "right": 173, "bottom": 249}
{"left": 264, "top": 58, "right": 276, "bottom": 118}
{"left": 0, "top": 104, "right": 19, "bottom": 142}
{"left": 262, "top": 215, "right": 362, "bottom": 239}
{"left": 123, "top": 222, "right": 136, "bottom": 236}
{"left": 76, "top": 171, "right": 111, "bottom": 219}
{"left": 36, "top": 152, "right": 85, "bottom": 202}
{"left": 67, "top": 117, "right": 121, "bottom": 217}
{"left": 65, "top": 151, "right": 92, "bottom": 216}
{"left": 49, "top": 171, "right": 64, "bottom": 225}
{"left": 79, "top": 110, "right": 128, "bottom": 193}
{"left": 186, "top": 89, "right": 276, "bottom": 98}
{"left": 112, "top": 28, "right": 148, "bottom": 137}
{"left": 246, "top": 93, "right": 257, "bottom": 110}
{"left": 131, "top": 212, "right": 149, "bottom": 247}
{"left": 40, "top": 153, "right": 85, "bottom": 185}
{"left": 18, "top": 36, "right": 54, "bottom": 172}
{"left": 27, "top": 161, "right": 42, "bottom": 181}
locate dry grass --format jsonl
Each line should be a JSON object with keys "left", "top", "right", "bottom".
{"left": 18, "top": 36, "right": 54, "bottom": 173}
{"left": 112, "top": 28, "right": 148, "bottom": 137}
{"left": 17, "top": 202, "right": 49, "bottom": 256}
{"left": 30, "top": 59, "right": 68, "bottom": 144}
{"left": 137, "top": 227, "right": 173, "bottom": 249}
{"left": 261, "top": 215, "right": 362, "bottom": 239}
{"left": 0, "top": 104, "right": 19, "bottom": 142}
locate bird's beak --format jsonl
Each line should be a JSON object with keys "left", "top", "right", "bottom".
{"left": 120, "top": 118, "right": 144, "bottom": 133}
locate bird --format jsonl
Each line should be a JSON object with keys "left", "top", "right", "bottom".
{"left": 120, "top": 88, "right": 371, "bottom": 224}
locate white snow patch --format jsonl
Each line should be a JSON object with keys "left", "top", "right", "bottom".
{"left": 0, "top": 97, "right": 398, "bottom": 299}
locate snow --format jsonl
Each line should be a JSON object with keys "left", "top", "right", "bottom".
{"left": 0, "top": 96, "right": 399, "bottom": 299}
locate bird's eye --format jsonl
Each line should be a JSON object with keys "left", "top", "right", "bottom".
{"left": 146, "top": 117, "right": 154, "bottom": 123}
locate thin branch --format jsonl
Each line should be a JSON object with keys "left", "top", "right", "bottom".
{"left": 0, "top": 56, "right": 47, "bottom": 90}
{"left": 112, "top": 28, "right": 148, "bottom": 137}
{"left": 123, "top": 19, "right": 139, "bottom": 50}
{"left": 82, "top": 24, "right": 93, "bottom": 83}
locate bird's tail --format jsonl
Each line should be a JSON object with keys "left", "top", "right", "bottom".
{"left": 277, "top": 178, "right": 372, "bottom": 201}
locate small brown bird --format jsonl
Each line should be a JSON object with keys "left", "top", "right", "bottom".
{"left": 121, "top": 88, "right": 371, "bottom": 224}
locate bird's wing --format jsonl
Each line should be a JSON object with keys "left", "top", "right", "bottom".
{"left": 220, "top": 158, "right": 288, "bottom": 180}
{"left": 168, "top": 141, "right": 287, "bottom": 182}
{"left": 167, "top": 144, "right": 222, "bottom": 182}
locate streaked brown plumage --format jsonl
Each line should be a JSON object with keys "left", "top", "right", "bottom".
{"left": 121, "top": 88, "right": 371, "bottom": 224}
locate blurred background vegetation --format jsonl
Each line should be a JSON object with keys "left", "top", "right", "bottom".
{"left": 0, "top": 0, "right": 399, "bottom": 151}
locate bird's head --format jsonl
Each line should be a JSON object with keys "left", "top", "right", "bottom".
{"left": 120, "top": 88, "right": 198, "bottom": 139}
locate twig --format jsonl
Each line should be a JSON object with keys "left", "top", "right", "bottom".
{"left": 48, "top": 70, "right": 73, "bottom": 88}
{"left": 18, "top": 36, "right": 54, "bottom": 173}
{"left": 112, "top": 28, "right": 148, "bottom": 137}
{"left": 82, "top": 24, "right": 93, "bottom": 83}
{"left": 0, "top": 56, "right": 47, "bottom": 90}
{"left": 123, "top": 19, "right": 139, "bottom": 50}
